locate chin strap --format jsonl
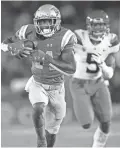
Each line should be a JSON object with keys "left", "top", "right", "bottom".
{"left": 90, "top": 35, "right": 103, "bottom": 42}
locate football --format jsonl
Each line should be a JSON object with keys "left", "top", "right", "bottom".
{"left": 23, "top": 39, "right": 35, "bottom": 50}
{"left": 12, "top": 39, "right": 36, "bottom": 59}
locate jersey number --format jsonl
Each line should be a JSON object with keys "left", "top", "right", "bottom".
{"left": 86, "top": 53, "right": 99, "bottom": 73}
{"left": 35, "top": 51, "right": 55, "bottom": 71}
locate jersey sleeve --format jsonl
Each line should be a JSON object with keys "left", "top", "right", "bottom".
{"left": 2, "top": 34, "right": 20, "bottom": 44}
{"left": 105, "top": 53, "right": 116, "bottom": 69}
{"left": 74, "top": 29, "right": 84, "bottom": 45}
{"left": 2, "top": 24, "right": 33, "bottom": 44}
{"left": 15, "top": 25, "right": 29, "bottom": 40}
{"left": 109, "top": 33, "right": 120, "bottom": 53}
{"left": 49, "top": 30, "right": 77, "bottom": 76}
{"left": 61, "top": 29, "right": 77, "bottom": 51}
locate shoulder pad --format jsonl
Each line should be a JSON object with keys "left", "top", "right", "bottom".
{"left": 74, "top": 29, "right": 86, "bottom": 45}
{"left": 15, "top": 24, "right": 35, "bottom": 40}
{"left": 109, "top": 33, "right": 119, "bottom": 47}
{"left": 74, "top": 29, "right": 86, "bottom": 35}
{"left": 61, "top": 29, "right": 77, "bottom": 50}
{"left": 108, "top": 33, "right": 120, "bottom": 53}
{"left": 60, "top": 27, "right": 69, "bottom": 33}
{"left": 74, "top": 29, "right": 83, "bottom": 37}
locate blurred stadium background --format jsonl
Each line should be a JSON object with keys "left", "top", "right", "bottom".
{"left": 1, "top": 1, "right": 120, "bottom": 147}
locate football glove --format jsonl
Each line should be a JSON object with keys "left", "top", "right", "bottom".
{"left": 8, "top": 40, "right": 34, "bottom": 58}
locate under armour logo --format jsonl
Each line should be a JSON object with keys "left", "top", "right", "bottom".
{"left": 47, "top": 44, "right": 53, "bottom": 47}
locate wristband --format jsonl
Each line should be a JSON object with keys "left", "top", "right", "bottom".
{"left": 1, "top": 43, "right": 9, "bottom": 52}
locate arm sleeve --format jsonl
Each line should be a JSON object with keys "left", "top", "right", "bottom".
{"left": 110, "top": 33, "right": 120, "bottom": 53}
{"left": 2, "top": 25, "right": 28, "bottom": 44}
{"left": 61, "top": 29, "right": 77, "bottom": 51}
{"left": 15, "top": 25, "right": 28, "bottom": 40}
{"left": 105, "top": 54, "right": 116, "bottom": 69}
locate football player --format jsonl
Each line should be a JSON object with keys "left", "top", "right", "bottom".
{"left": 1, "top": 4, "right": 77, "bottom": 147}
{"left": 69, "top": 10, "right": 120, "bottom": 148}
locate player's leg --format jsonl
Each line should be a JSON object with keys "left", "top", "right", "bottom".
{"left": 45, "top": 105, "right": 57, "bottom": 147}
{"left": 45, "top": 83, "right": 66, "bottom": 147}
{"left": 69, "top": 78, "right": 94, "bottom": 129}
{"left": 32, "top": 102, "right": 47, "bottom": 147}
{"left": 25, "top": 77, "right": 49, "bottom": 147}
{"left": 45, "top": 107, "right": 63, "bottom": 147}
{"left": 45, "top": 129, "right": 56, "bottom": 147}
{"left": 91, "top": 81, "right": 112, "bottom": 148}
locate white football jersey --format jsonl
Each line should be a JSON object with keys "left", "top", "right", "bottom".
{"left": 73, "top": 29, "right": 119, "bottom": 80}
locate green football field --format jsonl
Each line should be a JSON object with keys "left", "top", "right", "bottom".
{"left": 1, "top": 121, "right": 120, "bottom": 147}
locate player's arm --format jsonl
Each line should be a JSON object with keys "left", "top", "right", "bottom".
{"left": 110, "top": 33, "right": 120, "bottom": 53}
{"left": 114, "top": 49, "right": 120, "bottom": 68}
{"left": 1, "top": 35, "right": 19, "bottom": 52}
{"left": 91, "top": 52, "right": 115, "bottom": 79}
{"left": 100, "top": 54, "right": 115, "bottom": 79}
{"left": 92, "top": 34, "right": 120, "bottom": 79}
{"left": 1, "top": 25, "right": 33, "bottom": 58}
{"left": 99, "top": 33, "right": 120, "bottom": 79}
{"left": 47, "top": 46, "right": 76, "bottom": 76}
{"left": 46, "top": 33, "right": 77, "bottom": 75}
{"left": 1, "top": 25, "right": 28, "bottom": 50}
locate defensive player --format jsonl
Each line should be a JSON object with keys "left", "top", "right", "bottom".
{"left": 69, "top": 10, "right": 120, "bottom": 148}
{"left": 1, "top": 4, "right": 77, "bottom": 147}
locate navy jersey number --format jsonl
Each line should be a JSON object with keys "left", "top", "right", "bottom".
{"left": 86, "top": 53, "right": 99, "bottom": 73}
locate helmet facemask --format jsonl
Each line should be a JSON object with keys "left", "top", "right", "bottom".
{"left": 34, "top": 18, "right": 61, "bottom": 37}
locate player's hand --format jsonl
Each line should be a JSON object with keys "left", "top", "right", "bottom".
{"left": 8, "top": 40, "right": 34, "bottom": 58}
{"left": 1, "top": 43, "right": 9, "bottom": 52}
{"left": 91, "top": 53, "right": 104, "bottom": 65}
